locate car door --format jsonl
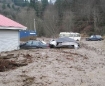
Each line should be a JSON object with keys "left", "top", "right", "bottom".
{"left": 38, "top": 41, "right": 45, "bottom": 48}
{"left": 31, "top": 41, "right": 40, "bottom": 48}
{"left": 91, "top": 35, "right": 97, "bottom": 41}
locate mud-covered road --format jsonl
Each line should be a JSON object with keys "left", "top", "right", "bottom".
{"left": 0, "top": 39, "right": 105, "bottom": 86}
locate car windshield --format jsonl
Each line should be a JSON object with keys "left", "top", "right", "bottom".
{"left": 90, "top": 35, "right": 94, "bottom": 38}
{"left": 26, "top": 41, "right": 32, "bottom": 45}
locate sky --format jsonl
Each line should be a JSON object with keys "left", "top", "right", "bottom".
{"left": 39, "top": 0, "right": 56, "bottom": 3}
{"left": 48, "top": 0, "right": 56, "bottom": 3}
{"left": 27, "top": 0, "right": 56, "bottom": 3}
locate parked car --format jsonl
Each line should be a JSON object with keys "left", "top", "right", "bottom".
{"left": 20, "top": 40, "right": 49, "bottom": 49}
{"left": 86, "top": 35, "right": 104, "bottom": 41}
{"left": 49, "top": 37, "right": 80, "bottom": 49}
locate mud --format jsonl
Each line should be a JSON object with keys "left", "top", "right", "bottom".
{"left": 0, "top": 39, "right": 105, "bottom": 86}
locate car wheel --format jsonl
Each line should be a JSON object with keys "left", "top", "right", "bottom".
{"left": 49, "top": 44, "right": 55, "bottom": 48}
{"left": 98, "top": 39, "right": 101, "bottom": 41}
{"left": 74, "top": 44, "right": 79, "bottom": 49}
{"left": 68, "top": 45, "right": 74, "bottom": 48}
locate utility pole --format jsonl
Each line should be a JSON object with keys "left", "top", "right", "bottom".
{"left": 93, "top": 9, "right": 97, "bottom": 34}
{"left": 34, "top": 19, "right": 36, "bottom": 32}
{"left": 34, "top": 18, "right": 37, "bottom": 39}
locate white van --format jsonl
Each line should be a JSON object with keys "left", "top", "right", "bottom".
{"left": 59, "top": 32, "right": 81, "bottom": 41}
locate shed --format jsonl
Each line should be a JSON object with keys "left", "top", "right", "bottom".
{"left": 20, "top": 30, "right": 36, "bottom": 38}
{"left": 0, "top": 14, "right": 27, "bottom": 52}
{"left": 19, "top": 30, "right": 37, "bottom": 41}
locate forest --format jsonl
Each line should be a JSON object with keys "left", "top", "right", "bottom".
{"left": 0, "top": 0, "right": 105, "bottom": 37}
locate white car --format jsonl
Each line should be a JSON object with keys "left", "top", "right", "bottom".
{"left": 49, "top": 37, "right": 79, "bottom": 49}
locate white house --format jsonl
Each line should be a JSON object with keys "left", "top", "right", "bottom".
{"left": 0, "top": 14, "right": 27, "bottom": 52}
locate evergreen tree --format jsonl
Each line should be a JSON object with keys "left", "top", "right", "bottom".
{"left": 12, "top": 4, "right": 15, "bottom": 9}
{"left": 13, "top": 0, "right": 27, "bottom": 6}
{"left": 41, "top": 0, "right": 48, "bottom": 17}
{"left": 2, "top": 4, "right": 6, "bottom": 9}
{"left": 55, "top": 0, "right": 63, "bottom": 25}
{"left": 41, "top": 0, "right": 48, "bottom": 10}
{"left": 7, "top": 3, "right": 11, "bottom": 8}
{"left": 30, "top": 0, "right": 48, "bottom": 18}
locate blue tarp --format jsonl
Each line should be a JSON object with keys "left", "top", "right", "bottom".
{"left": 20, "top": 30, "right": 36, "bottom": 38}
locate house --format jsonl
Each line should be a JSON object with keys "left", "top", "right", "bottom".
{"left": 0, "top": 14, "right": 27, "bottom": 52}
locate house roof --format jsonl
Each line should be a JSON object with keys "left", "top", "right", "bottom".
{"left": 0, "top": 14, "right": 27, "bottom": 30}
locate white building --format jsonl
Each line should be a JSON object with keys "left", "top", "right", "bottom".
{"left": 0, "top": 14, "right": 27, "bottom": 52}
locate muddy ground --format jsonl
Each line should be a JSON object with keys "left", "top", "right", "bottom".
{"left": 0, "top": 38, "right": 105, "bottom": 86}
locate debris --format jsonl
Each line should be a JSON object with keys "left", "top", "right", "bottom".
{"left": 0, "top": 59, "right": 27, "bottom": 72}
{"left": 0, "top": 54, "right": 15, "bottom": 59}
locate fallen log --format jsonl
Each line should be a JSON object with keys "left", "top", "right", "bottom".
{"left": 10, "top": 62, "right": 28, "bottom": 67}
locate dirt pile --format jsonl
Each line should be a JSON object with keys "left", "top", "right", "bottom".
{"left": 0, "top": 53, "right": 33, "bottom": 72}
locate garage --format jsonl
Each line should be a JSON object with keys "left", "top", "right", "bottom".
{"left": 0, "top": 14, "right": 27, "bottom": 52}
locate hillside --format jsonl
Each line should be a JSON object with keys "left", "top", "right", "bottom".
{"left": 0, "top": 0, "right": 105, "bottom": 37}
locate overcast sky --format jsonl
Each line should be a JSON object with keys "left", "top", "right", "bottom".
{"left": 27, "top": 0, "right": 56, "bottom": 3}
{"left": 48, "top": 0, "right": 56, "bottom": 2}
{"left": 39, "top": 0, "right": 56, "bottom": 3}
